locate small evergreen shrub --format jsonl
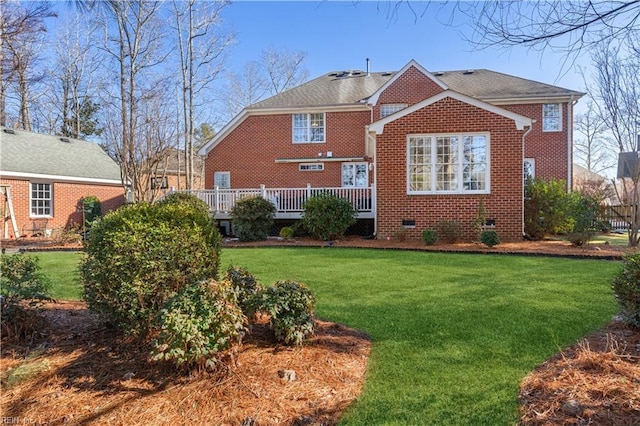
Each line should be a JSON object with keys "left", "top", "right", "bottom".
{"left": 472, "top": 198, "right": 487, "bottom": 241}
{"left": 611, "top": 253, "right": 640, "bottom": 329}
{"left": 422, "top": 229, "right": 438, "bottom": 245}
{"left": 82, "top": 195, "right": 102, "bottom": 228}
{"left": 1, "top": 253, "right": 53, "bottom": 339}
{"left": 524, "top": 178, "right": 573, "bottom": 240}
{"left": 436, "top": 219, "right": 463, "bottom": 243}
{"left": 81, "top": 201, "right": 222, "bottom": 338}
{"left": 151, "top": 279, "right": 247, "bottom": 369}
{"left": 260, "top": 280, "right": 315, "bottom": 345}
{"left": 480, "top": 230, "right": 500, "bottom": 247}
{"left": 566, "top": 192, "right": 604, "bottom": 246}
{"left": 225, "top": 266, "right": 262, "bottom": 317}
{"left": 302, "top": 193, "right": 357, "bottom": 241}
{"left": 230, "top": 196, "right": 276, "bottom": 242}
{"left": 279, "top": 226, "right": 294, "bottom": 240}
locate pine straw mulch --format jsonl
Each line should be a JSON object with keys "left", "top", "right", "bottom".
{"left": 518, "top": 321, "right": 640, "bottom": 425}
{"left": 1, "top": 301, "right": 370, "bottom": 425}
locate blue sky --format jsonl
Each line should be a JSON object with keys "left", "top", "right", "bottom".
{"left": 222, "top": 1, "right": 589, "bottom": 94}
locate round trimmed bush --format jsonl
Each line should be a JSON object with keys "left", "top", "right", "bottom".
{"left": 301, "top": 193, "right": 357, "bottom": 241}
{"left": 230, "top": 196, "right": 276, "bottom": 242}
{"left": 260, "top": 280, "right": 315, "bottom": 345}
{"left": 81, "top": 201, "right": 222, "bottom": 337}
{"left": 480, "top": 230, "right": 500, "bottom": 247}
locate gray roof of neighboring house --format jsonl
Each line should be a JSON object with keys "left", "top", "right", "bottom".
{"left": 249, "top": 68, "right": 583, "bottom": 109}
{"left": 0, "top": 127, "right": 122, "bottom": 183}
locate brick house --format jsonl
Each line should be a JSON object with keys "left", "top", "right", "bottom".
{"left": 197, "top": 60, "right": 583, "bottom": 241}
{"left": 1, "top": 127, "right": 125, "bottom": 239}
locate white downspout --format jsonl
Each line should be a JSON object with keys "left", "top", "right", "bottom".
{"left": 365, "top": 103, "right": 377, "bottom": 237}
{"left": 522, "top": 124, "right": 533, "bottom": 238}
{"left": 567, "top": 95, "right": 577, "bottom": 191}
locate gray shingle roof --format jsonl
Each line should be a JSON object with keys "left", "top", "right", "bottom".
{"left": 249, "top": 68, "right": 582, "bottom": 109}
{"left": 0, "top": 127, "right": 122, "bottom": 183}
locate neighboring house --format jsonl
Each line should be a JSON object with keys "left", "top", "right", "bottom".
{"left": 0, "top": 127, "right": 125, "bottom": 239}
{"left": 573, "top": 164, "right": 616, "bottom": 205}
{"left": 151, "top": 148, "right": 205, "bottom": 194}
{"left": 197, "top": 60, "right": 583, "bottom": 241}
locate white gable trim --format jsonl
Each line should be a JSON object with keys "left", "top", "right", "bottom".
{"left": 366, "top": 59, "right": 449, "bottom": 106}
{"left": 368, "top": 90, "right": 533, "bottom": 134}
{"left": 0, "top": 171, "right": 123, "bottom": 186}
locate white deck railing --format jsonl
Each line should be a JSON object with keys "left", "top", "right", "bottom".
{"left": 173, "top": 184, "right": 374, "bottom": 218}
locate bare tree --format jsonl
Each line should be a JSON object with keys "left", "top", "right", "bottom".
{"left": 223, "top": 61, "right": 269, "bottom": 119}
{"left": 574, "top": 99, "right": 616, "bottom": 176}
{"left": 98, "top": 0, "right": 172, "bottom": 202}
{"left": 0, "top": 1, "right": 55, "bottom": 129}
{"left": 261, "top": 45, "right": 309, "bottom": 96}
{"left": 171, "top": 0, "right": 232, "bottom": 191}
{"left": 589, "top": 35, "right": 640, "bottom": 245}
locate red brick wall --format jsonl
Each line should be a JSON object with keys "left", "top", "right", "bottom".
{"left": 1, "top": 177, "right": 125, "bottom": 239}
{"left": 204, "top": 110, "right": 371, "bottom": 189}
{"left": 373, "top": 65, "right": 446, "bottom": 119}
{"left": 502, "top": 102, "right": 570, "bottom": 186}
{"left": 375, "top": 97, "right": 525, "bottom": 242}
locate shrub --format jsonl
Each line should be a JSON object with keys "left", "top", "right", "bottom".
{"left": 279, "top": 226, "right": 294, "bottom": 240}
{"left": 566, "top": 192, "right": 604, "bottom": 246}
{"left": 157, "top": 192, "right": 210, "bottom": 217}
{"left": 82, "top": 195, "right": 102, "bottom": 228}
{"left": 81, "top": 201, "right": 222, "bottom": 338}
{"left": 1, "top": 253, "right": 53, "bottom": 339}
{"left": 225, "top": 266, "right": 262, "bottom": 317}
{"left": 611, "top": 253, "right": 640, "bottom": 329}
{"left": 301, "top": 193, "right": 357, "bottom": 241}
{"left": 260, "top": 280, "right": 315, "bottom": 345}
{"left": 422, "top": 229, "right": 438, "bottom": 245}
{"left": 151, "top": 279, "right": 246, "bottom": 369}
{"left": 524, "top": 178, "right": 573, "bottom": 240}
{"left": 230, "top": 196, "right": 276, "bottom": 242}
{"left": 436, "top": 219, "right": 463, "bottom": 243}
{"left": 480, "top": 230, "right": 500, "bottom": 247}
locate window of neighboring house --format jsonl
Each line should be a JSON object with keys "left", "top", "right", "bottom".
{"left": 150, "top": 176, "right": 168, "bottom": 189}
{"left": 407, "top": 133, "right": 489, "bottom": 194}
{"left": 299, "top": 163, "right": 324, "bottom": 171}
{"left": 293, "top": 113, "right": 325, "bottom": 143}
{"left": 524, "top": 158, "right": 535, "bottom": 181}
{"left": 380, "top": 104, "right": 407, "bottom": 119}
{"left": 342, "top": 162, "right": 369, "bottom": 187}
{"left": 30, "top": 182, "right": 52, "bottom": 216}
{"left": 542, "top": 103, "right": 562, "bottom": 132}
{"left": 214, "top": 171, "right": 230, "bottom": 188}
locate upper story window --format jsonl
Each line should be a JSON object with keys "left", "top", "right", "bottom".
{"left": 407, "top": 133, "right": 489, "bottom": 194}
{"left": 293, "top": 113, "right": 325, "bottom": 143}
{"left": 380, "top": 104, "right": 407, "bottom": 118}
{"left": 30, "top": 182, "right": 52, "bottom": 216}
{"left": 214, "top": 171, "right": 230, "bottom": 188}
{"left": 542, "top": 103, "right": 562, "bottom": 132}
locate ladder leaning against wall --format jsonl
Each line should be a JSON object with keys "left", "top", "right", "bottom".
{"left": 1, "top": 185, "right": 20, "bottom": 239}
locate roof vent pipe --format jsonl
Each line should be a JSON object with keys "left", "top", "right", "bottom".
{"left": 366, "top": 58, "right": 370, "bottom": 76}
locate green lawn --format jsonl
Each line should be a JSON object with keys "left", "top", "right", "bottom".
{"left": 30, "top": 248, "right": 620, "bottom": 425}
{"left": 32, "top": 251, "right": 84, "bottom": 300}
{"left": 590, "top": 232, "right": 628, "bottom": 246}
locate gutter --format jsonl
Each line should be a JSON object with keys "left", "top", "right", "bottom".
{"left": 567, "top": 95, "right": 578, "bottom": 191}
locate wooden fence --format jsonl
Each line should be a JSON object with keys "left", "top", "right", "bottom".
{"left": 601, "top": 204, "right": 634, "bottom": 230}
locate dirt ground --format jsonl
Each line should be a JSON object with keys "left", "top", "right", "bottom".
{"left": 1, "top": 235, "right": 638, "bottom": 425}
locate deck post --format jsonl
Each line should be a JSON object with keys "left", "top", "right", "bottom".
{"left": 260, "top": 184, "right": 266, "bottom": 199}
{"left": 214, "top": 186, "right": 219, "bottom": 213}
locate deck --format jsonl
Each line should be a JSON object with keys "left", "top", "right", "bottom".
{"left": 174, "top": 185, "right": 375, "bottom": 220}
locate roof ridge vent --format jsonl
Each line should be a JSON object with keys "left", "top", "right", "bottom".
{"left": 463, "top": 70, "right": 475, "bottom": 75}
{"left": 60, "top": 137, "right": 71, "bottom": 143}
{"left": 3, "top": 128, "right": 16, "bottom": 135}
{"left": 433, "top": 71, "right": 444, "bottom": 76}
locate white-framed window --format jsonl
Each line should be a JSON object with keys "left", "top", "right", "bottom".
{"left": 299, "top": 163, "right": 324, "bottom": 171}
{"left": 293, "top": 113, "right": 325, "bottom": 143}
{"left": 407, "top": 133, "right": 489, "bottom": 194}
{"left": 30, "top": 182, "right": 52, "bottom": 216}
{"left": 214, "top": 171, "right": 230, "bottom": 189}
{"left": 342, "top": 162, "right": 369, "bottom": 187}
{"left": 150, "top": 176, "right": 168, "bottom": 189}
{"left": 524, "top": 158, "right": 535, "bottom": 181}
{"left": 380, "top": 103, "right": 407, "bottom": 118}
{"left": 542, "top": 103, "right": 562, "bottom": 132}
